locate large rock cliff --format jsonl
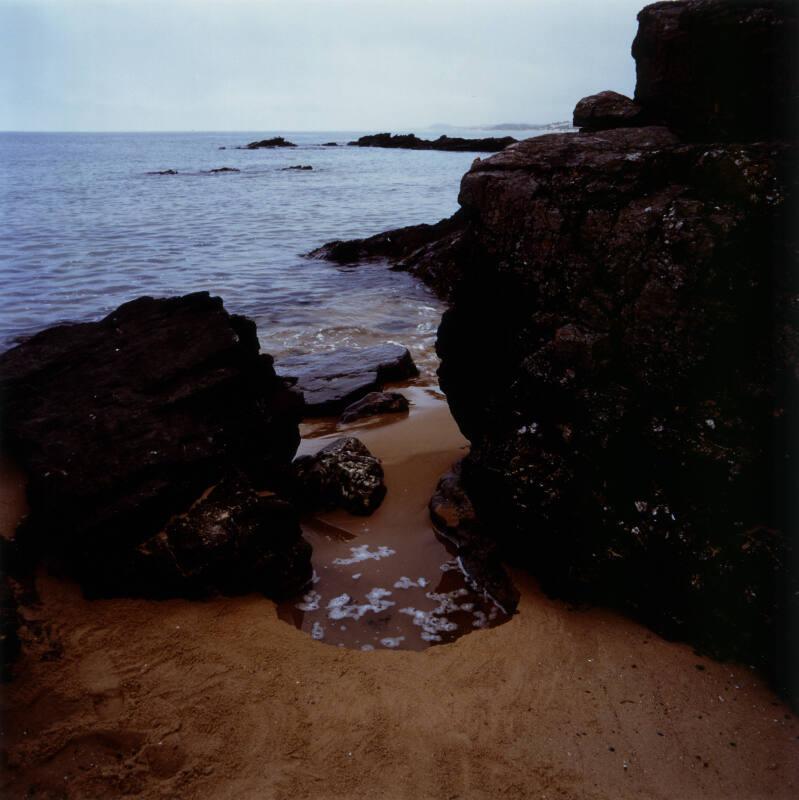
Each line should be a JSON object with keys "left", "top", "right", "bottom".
{"left": 435, "top": 0, "right": 798, "bottom": 694}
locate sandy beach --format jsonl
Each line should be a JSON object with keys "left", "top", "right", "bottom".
{"left": 2, "top": 389, "right": 798, "bottom": 799}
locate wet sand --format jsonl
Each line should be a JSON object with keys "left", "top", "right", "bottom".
{"left": 279, "top": 385, "right": 508, "bottom": 651}
{"left": 2, "top": 390, "right": 799, "bottom": 799}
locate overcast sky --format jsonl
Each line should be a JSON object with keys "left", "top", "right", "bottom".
{"left": 1, "top": 0, "right": 646, "bottom": 132}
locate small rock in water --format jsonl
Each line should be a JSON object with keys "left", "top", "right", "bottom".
{"left": 241, "top": 137, "right": 297, "bottom": 149}
{"left": 282, "top": 164, "right": 313, "bottom": 171}
{"left": 276, "top": 344, "right": 418, "bottom": 416}
{"left": 340, "top": 391, "right": 409, "bottom": 423}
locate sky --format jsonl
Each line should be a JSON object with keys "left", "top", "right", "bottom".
{"left": 0, "top": 0, "right": 646, "bottom": 132}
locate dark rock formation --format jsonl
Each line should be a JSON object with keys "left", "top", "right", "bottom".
{"left": 276, "top": 344, "right": 418, "bottom": 416}
{"left": 240, "top": 137, "right": 297, "bottom": 149}
{"left": 429, "top": 462, "right": 519, "bottom": 614}
{"left": 436, "top": 123, "right": 796, "bottom": 679}
{"left": 208, "top": 167, "right": 240, "bottom": 173}
{"left": 0, "top": 293, "right": 307, "bottom": 598}
{"left": 322, "top": 142, "right": 338, "bottom": 146}
{"left": 292, "top": 437, "right": 386, "bottom": 515}
{"left": 348, "top": 133, "right": 517, "bottom": 153}
{"left": 99, "top": 475, "right": 311, "bottom": 600}
{"left": 573, "top": 90, "right": 644, "bottom": 131}
{"left": 307, "top": 212, "right": 468, "bottom": 302}
{"left": 0, "top": 573, "right": 20, "bottom": 682}
{"left": 147, "top": 169, "right": 178, "bottom": 175}
{"left": 632, "top": 0, "right": 798, "bottom": 140}
{"left": 339, "top": 391, "right": 409, "bottom": 423}
{"left": 282, "top": 165, "right": 313, "bottom": 171}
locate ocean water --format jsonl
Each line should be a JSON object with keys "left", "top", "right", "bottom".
{"left": 0, "top": 128, "right": 550, "bottom": 371}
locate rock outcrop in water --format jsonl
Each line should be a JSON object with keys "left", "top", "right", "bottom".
{"left": 240, "top": 137, "right": 297, "bottom": 149}
{"left": 276, "top": 344, "right": 418, "bottom": 416}
{"left": 0, "top": 293, "right": 309, "bottom": 600}
{"left": 313, "top": 0, "right": 799, "bottom": 696}
{"left": 292, "top": 437, "right": 386, "bottom": 516}
{"left": 340, "top": 391, "right": 409, "bottom": 424}
{"left": 348, "top": 133, "right": 517, "bottom": 152}
{"left": 308, "top": 213, "right": 467, "bottom": 302}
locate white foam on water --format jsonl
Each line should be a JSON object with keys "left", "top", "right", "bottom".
{"left": 439, "top": 558, "right": 460, "bottom": 572}
{"left": 296, "top": 590, "right": 321, "bottom": 612}
{"left": 380, "top": 636, "right": 405, "bottom": 649}
{"left": 311, "top": 621, "right": 325, "bottom": 640}
{"left": 360, "top": 644, "right": 375, "bottom": 652}
{"left": 333, "top": 545, "right": 397, "bottom": 566}
{"left": 393, "top": 576, "right": 428, "bottom": 589}
{"left": 326, "top": 587, "right": 396, "bottom": 621}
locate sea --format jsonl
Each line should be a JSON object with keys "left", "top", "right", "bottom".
{"left": 0, "top": 128, "right": 557, "bottom": 372}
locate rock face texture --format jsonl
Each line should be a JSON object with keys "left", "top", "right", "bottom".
{"left": 0, "top": 574, "right": 20, "bottom": 682}
{"left": 0, "top": 293, "right": 309, "bottom": 599}
{"left": 632, "top": 0, "right": 798, "bottom": 140}
{"left": 276, "top": 344, "right": 418, "bottom": 416}
{"left": 292, "top": 437, "right": 386, "bottom": 516}
{"left": 348, "top": 133, "right": 517, "bottom": 152}
{"left": 431, "top": 0, "right": 798, "bottom": 694}
{"left": 437, "top": 126, "right": 796, "bottom": 674}
{"left": 573, "top": 90, "right": 644, "bottom": 131}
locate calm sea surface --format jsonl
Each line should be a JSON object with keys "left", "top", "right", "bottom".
{"left": 0, "top": 129, "right": 551, "bottom": 371}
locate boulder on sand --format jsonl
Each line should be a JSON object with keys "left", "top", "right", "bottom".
{"left": 105, "top": 474, "right": 312, "bottom": 600}
{"left": 292, "top": 437, "right": 386, "bottom": 516}
{"left": 0, "top": 292, "right": 308, "bottom": 599}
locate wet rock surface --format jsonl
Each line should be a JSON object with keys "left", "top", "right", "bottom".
{"left": 0, "top": 292, "right": 307, "bottom": 598}
{"left": 340, "top": 391, "right": 409, "bottom": 423}
{"left": 282, "top": 165, "right": 313, "bottom": 171}
{"left": 308, "top": 212, "right": 467, "bottom": 302}
{"left": 276, "top": 344, "right": 418, "bottom": 416}
{"left": 429, "top": 462, "right": 519, "bottom": 614}
{"left": 348, "top": 133, "right": 517, "bottom": 152}
{"left": 292, "top": 437, "right": 386, "bottom": 516}
{"left": 207, "top": 167, "right": 240, "bottom": 173}
{"left": 573, "top": 90, "right": 643, "bottom": 131}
